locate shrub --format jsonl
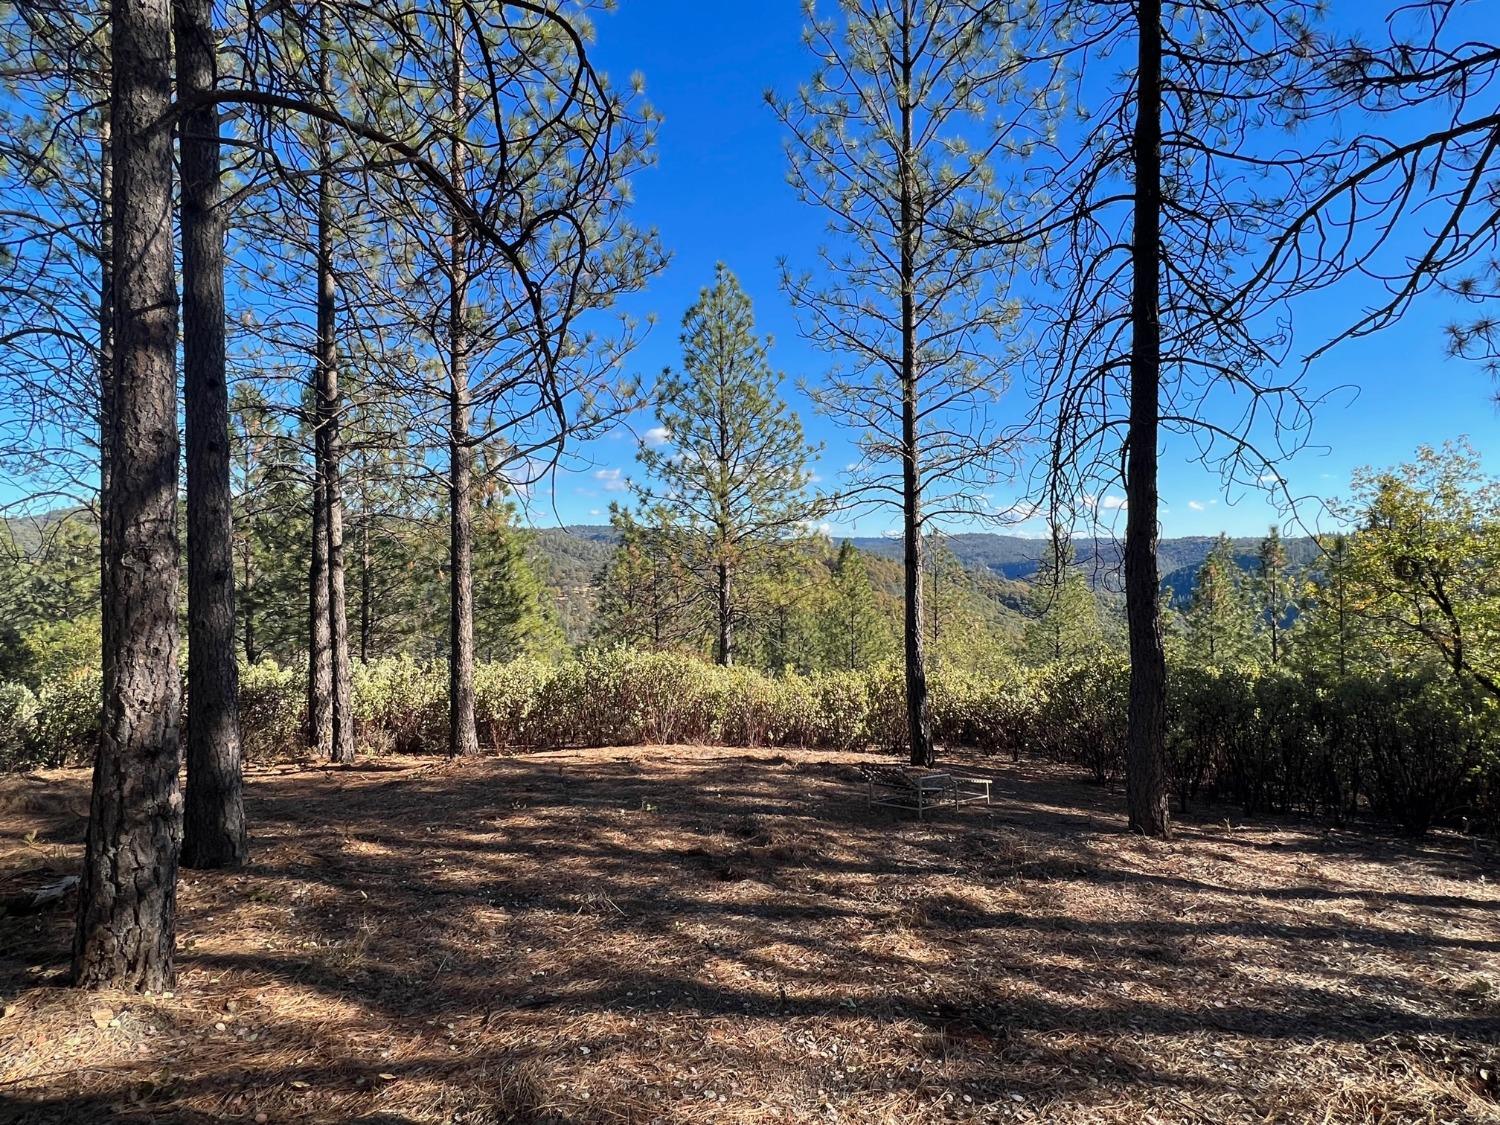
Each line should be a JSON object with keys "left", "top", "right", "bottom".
{"left": 30, "top": 669, "right": 102, "bottom": 767}
{"left": 1328, "top": 672, "right": 1495, "bottom": 835}
{"left": 238, "top": 659, "right": 303, "bottom": 762}
{"left": 5, "top": 644, "right": 1495, "bottom": 837}
{"left": 0, "top": 682, "right": 39, "bottom": 770}
{"left": 1033, "top": 658, "right": 1129, "bottom": 783}
{"left": 352, "top": 655, "right": 446, "bottom": 754}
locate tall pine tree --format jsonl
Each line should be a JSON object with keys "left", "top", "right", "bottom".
{"left": 635, "top": 265, "right": 820, "bottom": 667}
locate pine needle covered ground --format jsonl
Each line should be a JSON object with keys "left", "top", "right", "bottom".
{"left": 1, "top": 747, "right": 1497, "bottom": 1123}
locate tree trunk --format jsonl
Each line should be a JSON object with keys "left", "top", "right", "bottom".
{"left": 97, "top": 118, "right": 114, "bottom": 719}
{"left": 74, "top": 0, "right": 183, "bottom": 990}
{"left": 307, "top": 437, "right": 332, "bottom": 751}
{"left": 311, "top": 1, "right": 354, "bottom": 764}
{"left": 359, "top": 493, "right": 371, "bottom": 663}
{"left": 324, "top": 355, "right": 354, "bottom": 763}
{"left": 716, "top": 559, "right": 732, "bottom": 667}
{"left": 447, "top": 20, "right": 479, "bottom": 758}
{"left": 898, "top": 18, "right": 933, "bottom": 768}
{"left": 1124, "top": 0, "right": 1172, "bottom": 839}
{"left": 178, "top": 0, "right": 248, "bottom": 870}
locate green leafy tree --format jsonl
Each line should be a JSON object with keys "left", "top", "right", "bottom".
{"left": 1336, "top": 441, "right": 1500, "bottom": 697}
{"left": 635, "top": 265, "right": 821, "bottom": 667}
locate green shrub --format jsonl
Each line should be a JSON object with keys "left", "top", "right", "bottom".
{"left": 238, "top": 659, "right": 303, "bottom": 762}
{"left": 30, "top": 670, "right": 102, "bottom": 767}
{"left": 5, "top": 644, "right": 1495, "bottom": 837}
{"left": 1328, "top": 672, "right": 1495, "bottom": 835}
{"left": 1033, "top": 658, "right": 1129, "bottom": 783}
{"left": 0, "top": 682, "right": 39, "bottom": 769}
{"left": 352, "top": 655, "right": 446, "bottom": 754}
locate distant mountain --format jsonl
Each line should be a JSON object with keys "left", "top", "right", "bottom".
{"left": 526, "top": 525, "right": 1323, "bottom": 637}
{"left": 833, "top": 531, "right": 1318, "bottom": 602}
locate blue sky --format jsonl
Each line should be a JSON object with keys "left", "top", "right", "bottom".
{"left": 527, "top": 0, "right": 1499, "bottom": 539}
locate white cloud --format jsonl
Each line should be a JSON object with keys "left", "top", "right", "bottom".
{"left": 589, "top": 508, "right": 602, "bottom": 517}
{"left": 1188, "top": 500, "right": 1206, "bottom": 512}
{"left": 1259, "top": 472, "right": 1283, "bottom": 485}
{"left": 594, "top": 467, "right": 626, "bottom": 493}
{"left": 1099, "top": 495, "right": 1127, "bottom": 511}
{"left": 643, "top": 424, "right": 671, "bottom": 447}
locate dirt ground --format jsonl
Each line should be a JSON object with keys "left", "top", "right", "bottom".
{"left": 0, "top": 745, "right": 1497, "bottom": 1124}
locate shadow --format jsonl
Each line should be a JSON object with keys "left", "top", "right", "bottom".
{"left": 2, "top": 745, "right": 1497, "bottom": 1123}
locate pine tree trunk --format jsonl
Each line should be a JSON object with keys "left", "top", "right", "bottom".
{"left": 898, "top": 20, "right": 933, "bottom": 768}
{"left": 324, "top": 365, "right": 354, "bottom": 763}
{"left": 307, "top": 426, "right": 332, "bottom": 751}
{"left": 74, "top": 0, "right": 183, "bottom": 990}
{"left": 447, "top": 23, "right": 479, "bottom": 759}
{"left": 716, "top": 559, "right": 732, "bottom": 667}
{"left": 359, "top": 496, "right": 371, "bottom": 663}
{"left": 97, "top": 118, "right": 114, "bottom": 712}
{"left": 311, "top": 1, "right": 354, "bottom": 764}
{"left": 1124, "top": 0, "right": 1172, "bottom": 839}
{"left": 179, "top": 0, "right": 247, "bottom": 869}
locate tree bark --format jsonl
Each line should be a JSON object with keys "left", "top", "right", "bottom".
{"left": 715, "top": 559, "right": 732, "bottom": 667}
{"left": 97, "top": 118, "right": 114, "bottom": 718}
{"left": 447, "top": 17, "right": 479, "bottom": 758}
{"left": 1124, "top": 0, "right": 1172, "bottom": 839}
{"left": 307, "top": 430, "right": 332, "bottom": 752}
{"left": 898, "top": 12, "right": 933, "bottom": 768}
{"left": 74, "top": 0, "right": 183, "bottom": 990}
{"left": 323, "top": 341, "right": 354, "bottom": 763}
{"left": 309, "top": 1, "right": 354, "bottom": 764}
{"left": 359, "top": 488, "right": 371, "bottom": 663}
{"left": 178, "top": 0, "right": 248, "bottom": 870}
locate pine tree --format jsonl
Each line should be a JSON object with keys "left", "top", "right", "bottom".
{"left": 1254, "top": 526, "right": 1295, "bottom": 665}
{"left": 1023, "top": 531, "right": 1103, "bottom": 664}
{"left": 819, "top": 541, "right": 897, "bottom": 672}
{"left": 1184, "top": 535, "right": 1256, "bottom": 666}
{"left": 636, "top": 265, "right": 820, "bottom": 667}
{"left": 773, "top": 1, "right": 1043, "bottom": 764}
{"left": 593, "top": 505, "right": 702, "bottom": 653}
{"left": 472, "top": 496, "right": 565, "bottom": 664}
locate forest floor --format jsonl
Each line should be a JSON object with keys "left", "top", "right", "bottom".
{"left": 0, "top": 745, "right": 1497, "bottom": 1124}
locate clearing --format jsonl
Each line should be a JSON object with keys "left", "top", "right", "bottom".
{"left": 1, "top": 745, "right": 1497, "bottom": 1123}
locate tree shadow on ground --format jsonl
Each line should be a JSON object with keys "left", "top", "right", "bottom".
{"left": 1, "top": 744, "right": 1497, "bottom": 1123}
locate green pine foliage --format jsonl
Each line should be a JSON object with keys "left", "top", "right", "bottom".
{"left": 1023, "top": 531, "right": 1108, "bottom": 665}
{"left": 1184, "top": 534, "right": 1258, "bottom": 666}
{"left": 634, "top": 264, "right": 823, "bottom": 666}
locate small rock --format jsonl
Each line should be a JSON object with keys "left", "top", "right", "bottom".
{"left": 254, "top": 1115, "right": 268, "bottom": 1124}
{"left": 90, "top": 1008, "right": 113, "bottom": 1029}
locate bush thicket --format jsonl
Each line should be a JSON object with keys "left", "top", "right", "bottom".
{"left": 2, "top": 650, "right": 1493, "bottom": 835}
